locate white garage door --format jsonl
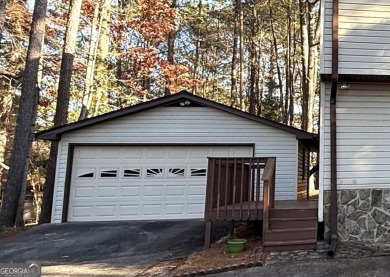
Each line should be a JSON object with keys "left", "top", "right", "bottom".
{"left": 68, "top": 145, "right": 253, "bottom": 221}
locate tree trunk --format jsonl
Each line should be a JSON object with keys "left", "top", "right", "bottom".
{"left": 230, "top": 1, "right": 239, "bottom": 107}
{"left": 248, "top": 2, "right": 258, "bottom": 115}
{"left": 283, "top": 0, "right": 292, "bottom": 125}
{"left": 94, "top": 0, "right": 111, "bottom": 116}
{"left": 238, "top": 0, "right": 244, "bottom": 110}
{"left": 79, "top": 1, "right": 101, "bottom": 120}
{"left": 0, "top": 0, "right": 6, "bottom": 41}
{"left": 192, "top": 0, "right": 202, "bottom": 95}
{"left": 0, "top": 0, "right": 48, "bottom": 228}
{"left": 39, "top": 0, "right": 83, "bottom": 224}
{"left": 299, "top": 0, "right": 309, "bottom": 131}
{"left": 164, "top": 0, "right": 177, "bottom": 96}
{"left": 269, "top": 0, "right": 284, "bottom": 117}
{"left": 307, "top": 0, "right": 320, "bottom": 132}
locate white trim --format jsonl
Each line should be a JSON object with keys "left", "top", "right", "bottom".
{"left": 318, "top": 82, "right": 327, "bottom": 222}
{"left": 51, "top": 141, "right": 64, "bottom": 223}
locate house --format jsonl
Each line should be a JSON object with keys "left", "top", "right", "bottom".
{"left": 320, "top": 0, "right": 390, "bottom": 246}
{"left": 36, "top": 91, "right": 317, "bottom": 228}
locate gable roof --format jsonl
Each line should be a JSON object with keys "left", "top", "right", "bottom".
{"left": 35, "top": 90, "right": 318, "bottom": 149}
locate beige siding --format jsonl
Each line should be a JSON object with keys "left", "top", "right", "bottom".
{"left": 321, "top": 0, "right": 390, "bottom": 75}
{"left": 51, "top": 106, "right": 299, "bottom": 223}
{"left": 320, "top": 83, "right": 390, "bottom": 192}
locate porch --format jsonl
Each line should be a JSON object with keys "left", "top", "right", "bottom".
{"left": 204, "top": 157, "right": 318, "bottom": 251}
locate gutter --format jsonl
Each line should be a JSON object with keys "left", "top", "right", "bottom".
{"left": 328, "top": 0, "right": 339, "bottom": 257}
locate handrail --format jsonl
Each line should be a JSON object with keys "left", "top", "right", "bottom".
{"left": 204, "top": 157, "right": 267, "bottom": 221}
{"left": 261, "top": 157, "right": 276, "bottom": 241}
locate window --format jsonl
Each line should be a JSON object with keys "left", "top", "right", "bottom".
{"left": 123, "top": 169, "right": 141, "bottom": 178}
{"left": 78, "top": 172, "right": 94, "bottom": 178}
{"left": 146, "top": 168, "right": 163, "bottom": 178}
{"left": 190, "top": 168, "right": 207, "bottom": 177}
{"left": 100, "top": 169, "right": 118, "bottom": 178}
{"left": 168, "top": 168, "right": 185, "bottom": 177}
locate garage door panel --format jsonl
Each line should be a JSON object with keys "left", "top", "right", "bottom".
{"left": 100, "top": 148, "right": 120, "bottom": 159}
{"left": 188, "top": 185, "right": 206, "bottom": 197}
{"left": 143, "top": 186, "right": 164, "bottom": 197}
{"left": 96, "top": 186, "right": 118, "bottom": 198}
{"left": 119, "top": 205, "right": 139, "bottom": 216}
{"left": 165, "top": 204, "right": 185, "bottom": 215}
{"left": 95, "top": 205, "right": 117, "bottom": 217}
{"left": 71, "top": 205, "right": 94, "bottom": 219}
{"left": 142, "top": 204, "right": 162, "bottom": 216}
{"left": 145, "top": 149, "right": 166, "bottom": 159}
{"left": 68, "top": 145, "right": 252, "bottom": 221}
{"left": 121, "top": 148, "right": 143, "bottom": 159}
{"left": 166, "top": 186, "right": 185, "bottom": 196}
{"left": 77, "top": 148, "right": 97, "bottom": 159}
{"left": 121, "top": 186, "right": 141, "bottom": 197}
{"left": 73, "top": 187, "right": 94, "bottom": 199}
{"left": 187, "top": 204, "right": 204, "bottom": 216}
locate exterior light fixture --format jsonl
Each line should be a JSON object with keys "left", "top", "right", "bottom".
{"left": 179, "top": 100, "right": 191, "bottom": 107}
{"left": 340, "top": 83, "right": 350, "bottom": 90}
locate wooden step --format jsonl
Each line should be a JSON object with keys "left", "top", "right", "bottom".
{"left": 269, "top": 217, "right": 318, "bottom": 230}
{"left": 263, "top": 239, "right": 317, "bottom": 251}
{"left": 270, "top": 208, "right": 317, "bottom": 219}
{"left": 264, "top": 227, "right": 317, "bottom": 242}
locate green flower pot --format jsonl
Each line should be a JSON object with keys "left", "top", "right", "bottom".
{"left": 228, "top": 238, "right": 247, "bottom": 253}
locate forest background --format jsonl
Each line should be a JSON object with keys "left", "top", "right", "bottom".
{"left": 0, "top": 0, "right": 320, "bottom": 226}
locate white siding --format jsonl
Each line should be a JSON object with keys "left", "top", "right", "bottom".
{"left": 51, "top": 106, "right": 299, "bottom": 223}
{"left": 320, "top": 83, "right": 390, "bottom": 193}
{"left": 320, "top": 0, "right": 332, "bottom": 74}
{"left": 321, "top": 0, "right": 390, "bottom": 75}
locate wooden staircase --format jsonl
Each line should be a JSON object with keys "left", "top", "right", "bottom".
{"left": 263, "top": 206, "right": 318, "bottom": 251}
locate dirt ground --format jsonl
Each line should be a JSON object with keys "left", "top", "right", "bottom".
{"left": 137, "top": 224, "right": 267, "bottom": 276}
{"left": 0, "top": 226, "right": 28, "bottom": 241}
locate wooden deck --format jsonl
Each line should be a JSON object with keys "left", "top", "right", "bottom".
{"left": 209, "top": 200, "right": 318, "bottom": 221}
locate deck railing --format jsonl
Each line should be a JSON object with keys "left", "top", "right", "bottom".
{"left": 204, "top": 157, "right": 275, "bottom": 222}
{"left": 261, "top": 157, "right": 276, "bottom": 240}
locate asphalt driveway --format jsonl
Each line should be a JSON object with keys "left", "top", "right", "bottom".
{"left": 0, "top": 220, "right": 229, "bottom": 274}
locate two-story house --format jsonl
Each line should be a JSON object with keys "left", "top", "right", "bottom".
{"left": 319, "top": 0, "right": 390, "bottom": 247}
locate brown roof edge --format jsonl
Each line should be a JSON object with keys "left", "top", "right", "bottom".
{"left": 35, "top": 90, "right": 317, "bottom": 144}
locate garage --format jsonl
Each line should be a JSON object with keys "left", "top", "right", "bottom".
{"left": 36, "top": 91, "right": 317, "bottom": 223}
{"left": 68, "top": 145, "right": 253, "bottom": 221}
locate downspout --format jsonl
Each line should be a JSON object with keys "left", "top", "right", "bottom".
{"left": 328, "top": 0, "right": 339, "bottom": 257}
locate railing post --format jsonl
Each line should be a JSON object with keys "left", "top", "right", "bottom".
{"left": 271, "top": 163, "right": 276, "bottom": 209}
{"left": 262, "top": 179, "right": 270, "bottom": 241}
{"left": 262, "top": 158, "right": 276, "bottom": 241}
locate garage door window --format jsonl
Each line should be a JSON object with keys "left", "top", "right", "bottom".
{"left": 78, "top": 172, "right": 94, "bottom": 178}
{"left": 168, "top": 168, "right": 185, "bottom": 177}
{"left": 123, "top": 169, "right": 141, "bottom": 178}
{"left": 76, "top": 169, "right": 95, "bottom": 178}
{"left": 100, "top": 169, "right": 118, "bottom": 178}
{"left": 190, "top": 168, "right": 207, "bottom": 177}
{"left": 146, "top": 168, "right": 163, "bottom": 178}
